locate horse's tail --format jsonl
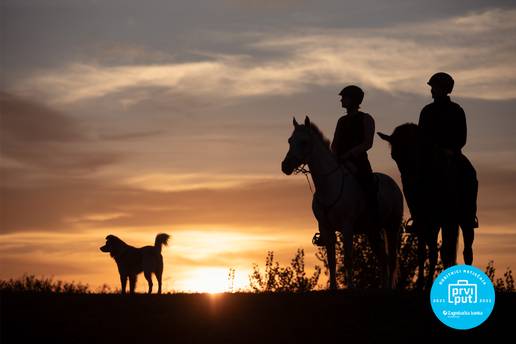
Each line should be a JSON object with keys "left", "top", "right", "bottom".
{"left": 155, "top": 233, "right": 170, "bottom": 252}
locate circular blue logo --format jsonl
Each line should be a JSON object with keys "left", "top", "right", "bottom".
{"left": 430, "top": 265, "right": 495, "bottom": 330}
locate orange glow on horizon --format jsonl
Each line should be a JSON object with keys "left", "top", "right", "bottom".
{"left": 174, "top": 267, "right": 247, "bottom": 294}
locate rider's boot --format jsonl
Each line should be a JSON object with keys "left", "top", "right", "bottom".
{"left": 312, "top": 231, "right": 336, "bottom": 247}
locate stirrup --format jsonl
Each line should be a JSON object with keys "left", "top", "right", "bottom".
{"left": 312, "top": 233, "right": 326, "bottom": 247}
{"left": 405, "top": 218, "right": 417, "bottom": 234}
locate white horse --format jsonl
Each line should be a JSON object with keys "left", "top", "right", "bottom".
{"left": 281, "top": 116, "right": 403, "bottom": 289}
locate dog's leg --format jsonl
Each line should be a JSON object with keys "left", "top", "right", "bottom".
{"left": 129, "top": 275, "right": 137, "bottom": 294}
{"left": 156, "top": 256, "right": 164, "bottom": 294}
{"left": 144, "top": 271, "right": 153, "bottom": 294}
{"left": 120, "top": 275, "right": 128, "bottom": 295}
{"left": 156, "top": 271, "right": 163, "bottom": 294}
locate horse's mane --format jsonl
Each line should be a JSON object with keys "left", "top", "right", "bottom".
{"left": 391, "top": 122, "right": 419, "bottom": 145}
{"left": 307, "top": 122, "right": 331, "bottom": 150}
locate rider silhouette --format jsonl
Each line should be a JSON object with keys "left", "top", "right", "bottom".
{"left": 312, "top": 85, "right": 377, "bottom": 247}
{"left": 332, "top": 86, "right": 377, "bottom": 220}
{"left": 418, "top": 72, "right": 478, "bottom": 265}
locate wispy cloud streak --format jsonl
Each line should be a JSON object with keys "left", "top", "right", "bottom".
{"left": 11, "top": 9, "right": 516, "bottom": 104}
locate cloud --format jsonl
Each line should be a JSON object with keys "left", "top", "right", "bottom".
{"left": 0, "top": 176, "right": 316, "bottom": 233}
{"left": 0, "top": 92, "right": 85, "bottom": 142}
{"left": 249, "top": 8, "right": 516, "bottom": 100}
{"left": 0, "top": 92, "right": 122, "bottom": 173}
{"left": 10, "top": 9, "right": 516, "bottom": 106}
{"left": 125, "top": 173, "right": 284, "bottom": 192}
{"left": 477, "top": 165, "right": 516, "bottom": 227}
{"left": 99, "top": 129, "right": 165, "bottom": 141}
{"left": 2, "top": 160, "right": 516, "bottom": 235}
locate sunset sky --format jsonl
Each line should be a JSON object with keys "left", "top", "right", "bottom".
{"left": 1, "top": 0, "right": 516, "bottom": 293}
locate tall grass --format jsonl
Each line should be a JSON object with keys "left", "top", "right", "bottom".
{"left": 0, "top": 274, "right": 93, "bottom": 294}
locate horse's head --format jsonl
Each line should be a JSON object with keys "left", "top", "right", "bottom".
{"left": 282, "top": 116, "right": 314, "bottom": 175}
{"left": 378, "top": 123, "right": 419, "bottom": 167}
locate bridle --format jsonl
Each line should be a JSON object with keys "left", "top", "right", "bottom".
{"left": 288, "top": 131, "right": 345, "bottom": 210}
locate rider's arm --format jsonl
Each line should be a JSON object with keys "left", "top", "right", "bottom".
{"left": 451, "top": 105, "right": 467, "bottom": 152}
{"left": 331, "top": 117, "right": 344, "bottom": 155}
{"left": 345, "top": 114, "right": 375, "bottom": 159}
{"left": 417, "top": 105, "right": 436, "bottom": 151}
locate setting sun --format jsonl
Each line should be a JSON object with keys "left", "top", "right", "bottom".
{"left": 178, "top": 267, "right": 238, "bottom": 294}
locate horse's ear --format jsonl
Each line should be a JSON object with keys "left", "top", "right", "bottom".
{"left": 377, "top": 132, "right": 391, "bottom": 142}
{"left": 304, "top": 116, "right": 311, "bottom": 128}
{"left": 293, "top": 117, "right": 299, "bottom": 128}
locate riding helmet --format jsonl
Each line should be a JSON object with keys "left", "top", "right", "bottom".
{"left": 339, "top": 85, "right": 364, "bottom": 106}
{"left": 427, "top": 72, "right": 454, "bottom": 94}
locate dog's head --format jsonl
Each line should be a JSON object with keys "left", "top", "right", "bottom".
{"left": 100, "top": 235, "right": 126, "bottom": 257}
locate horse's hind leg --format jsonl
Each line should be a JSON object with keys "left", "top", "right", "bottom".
{"left": 441, "top": 223, "right": 459, "bottom": 268}
{"left": 369, "top": 230, "right": 389, "bottom": 288}
{"left": 426, "top": 225, "right": 439, "bottom": 289}
{"left": 462, "top": 226, "right": 474, "bottom": 265}
{"left": 385, "top": 223, "right": 400, "bottom": 288}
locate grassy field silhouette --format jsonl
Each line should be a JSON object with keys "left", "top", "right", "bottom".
{"left": 2, "top": 290, "right": 515, "bottom": 343}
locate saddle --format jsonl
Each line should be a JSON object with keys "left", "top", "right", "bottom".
{"left": 312, "top": 173, "right": 380, "bottom": 246}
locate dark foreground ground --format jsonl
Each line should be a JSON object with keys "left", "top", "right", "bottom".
{"left": 1, "top": 290, "right": 514, "bottom": 343}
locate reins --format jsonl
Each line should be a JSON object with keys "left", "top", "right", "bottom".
{"left": 289, "top": 125, "right": 346, "bottom": 212}
{"left": 294, "top": 161, "right": 345, "bottom": 210}
{"left": 293, "top": 164, "right": 314, "bottom": 194}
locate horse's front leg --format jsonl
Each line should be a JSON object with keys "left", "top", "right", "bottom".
{"left": 441, "top": 223, "right": 459, "bottom": 268}
{"left": 462, "top": 226, "right": 474, "bottom": 265}
{"left": 326, "top": 240, "right": 337, "bottom": 290}
{"left": 416, "top": 231, "right": 426, "bottom": 290}
{"left": 317, "top": 221, "right": 338, "bottom": 290}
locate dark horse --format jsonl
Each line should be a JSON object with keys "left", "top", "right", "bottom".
{"left": 378, "top": 123, "right": 478, "bottom": 289}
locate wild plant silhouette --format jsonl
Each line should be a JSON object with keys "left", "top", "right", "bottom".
{"left": 0, "top": 274, "right": 91, "bottom": 294}
{"left": 249, "top": 249, "right": 321, "bottom": 292}
{"left": 485, "top": 260, "right": 515, "bottom": 292}
{"left": 227, "top": 267, "right": 236, "bottom": 293}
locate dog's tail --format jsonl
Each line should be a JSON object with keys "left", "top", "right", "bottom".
{"left": 155, "top": 233, "right": 170, "bottom": 252}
